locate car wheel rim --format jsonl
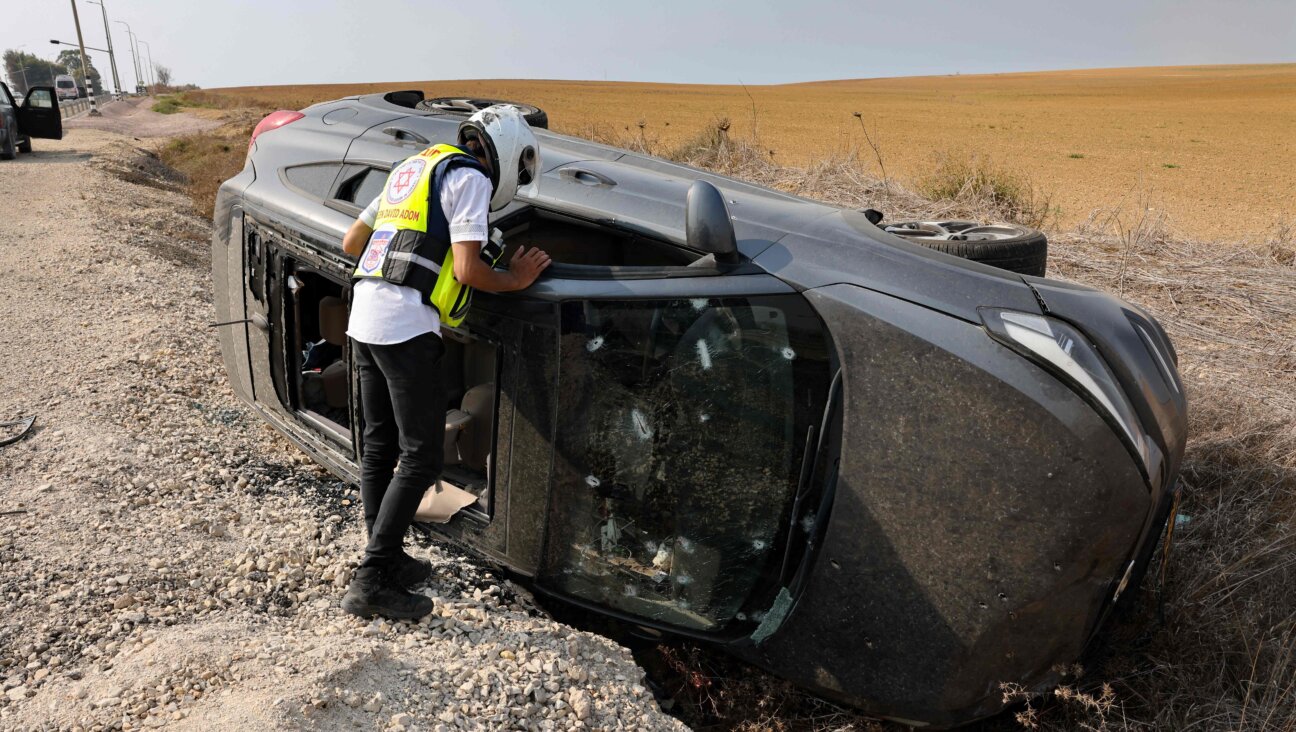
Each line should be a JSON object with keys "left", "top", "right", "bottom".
{"left": 884, "top": 221, "right": 1023, "bottom": 242}
{"left": 425, "top": 98, "right": 537, "bottom": 115}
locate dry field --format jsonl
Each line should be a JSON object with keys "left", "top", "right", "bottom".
{"left": 209, "top": 63, "right": 1296, "bottom": 241}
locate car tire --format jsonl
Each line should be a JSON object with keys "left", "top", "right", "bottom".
{"left": 883, "top": 220, "right": 1048, "bottom": 277}
{"left": 1, "top": 132, "right": 15, "bottom": 161}
{"left": 17, "top": 137, "right": 32, "bottom": 154}
{"left": 417, "top": 97, "right": 549, "bottom": 129}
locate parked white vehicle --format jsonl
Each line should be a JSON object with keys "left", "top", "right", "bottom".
{"left": 54, "top": 75, "right": 78, "bottom": 101}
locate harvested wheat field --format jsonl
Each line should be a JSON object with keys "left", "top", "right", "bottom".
{"left": 210, "top": 63, "right": 1295, "bottom": 241}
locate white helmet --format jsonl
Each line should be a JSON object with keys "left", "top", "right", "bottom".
{"left": 457, "top": 105, "right": 539, "bottom": 211}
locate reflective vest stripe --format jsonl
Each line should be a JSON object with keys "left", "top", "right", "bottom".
{"left": 387, "top": 250, "right": 442, "bottom": 273}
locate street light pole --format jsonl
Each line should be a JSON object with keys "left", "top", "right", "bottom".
{"left": 68, "top": 0, "right": 100, "bottom": 115}
{"left": 139, "top": 40, "right": 156, "bottom": 93}
{"left": 85, "top": 0, "right": 121, "bottom": 99}
{"left": 114, "top": 20, "right": 140, "bottom": 94}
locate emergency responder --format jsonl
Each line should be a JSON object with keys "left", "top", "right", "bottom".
{"left": 338, "top": 105, "right": 549, "bottom": 619}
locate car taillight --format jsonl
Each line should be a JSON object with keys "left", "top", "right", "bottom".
{"left": 248, "top": 110, "right": 304, "bottom": 152}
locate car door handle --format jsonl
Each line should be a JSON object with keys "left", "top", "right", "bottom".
{"left": 559, "top": 167, "right": 617, "bottom": 187}
{"left": 382, "top": 127, "right": 430, "bottom": 145}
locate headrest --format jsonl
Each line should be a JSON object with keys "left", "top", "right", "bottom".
{"left": 320, "top": 360, "right": 347, "bottom": 408}
{"left": 319, "top": 296, "right": 347, "bottom": 346}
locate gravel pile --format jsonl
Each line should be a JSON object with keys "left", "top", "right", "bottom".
{"left": 0, "top": 128, "right": 687, "bottom": 732}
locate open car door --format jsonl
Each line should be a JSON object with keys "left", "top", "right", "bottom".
{"left": 19, "top": 88, "right": 63, "bottom": 140}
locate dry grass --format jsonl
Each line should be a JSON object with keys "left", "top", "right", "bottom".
{"left": 167, "top": 93, "right": 1296, "bottom": 731}
{"left": 157, "top": 109, "right": 264, "bottom": 220}
{"left": 1019, "top": 206, "right": 1296, "bottom": 731}
{"left": 919, "top": 153, "right": 1057, "bottom": 230}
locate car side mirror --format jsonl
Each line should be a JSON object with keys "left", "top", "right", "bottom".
{"left": 685, "top": 180, "right": 739, "bottom": 264}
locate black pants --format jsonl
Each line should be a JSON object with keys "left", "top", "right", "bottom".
{"left": 351, "top": 331, "right": 446, "bottom": 570}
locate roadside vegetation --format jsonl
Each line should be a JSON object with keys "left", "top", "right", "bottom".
{"left": 149, "top": 94, "right": 1295, "bottom": 731}
{"left": 151, "top": 91, "right": 222, "bottom": 115}
{"left": 158, "top": 105, "right": 266, "bottom": 219}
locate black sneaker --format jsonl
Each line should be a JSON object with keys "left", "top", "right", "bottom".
{"left": 392, "top": 551, "right": 433, "bottom": 587}
{"left": 341, "top": 567, "right": 433, "bottom": 620}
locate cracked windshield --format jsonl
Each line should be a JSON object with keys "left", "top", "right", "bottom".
{"left": 543, "top": 295, "right": 832, "bottom": 631}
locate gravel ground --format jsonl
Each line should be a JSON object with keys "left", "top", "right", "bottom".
{"left": 0, "top": 124, "right": 687, "bottom": 731}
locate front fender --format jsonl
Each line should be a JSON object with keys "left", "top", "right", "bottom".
{"left": 736, "top": 284, "right": 1149, "bottom": 727}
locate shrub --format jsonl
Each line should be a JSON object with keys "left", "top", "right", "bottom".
{"left": 920, "top": 153, "right": 1056, "bottom": 229}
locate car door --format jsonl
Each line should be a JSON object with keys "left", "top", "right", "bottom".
{"left": 0, "top": 85, "right": 17, "bottom": 142}
{"left": 18, "top": 87, "right": 62, "bottom": 140}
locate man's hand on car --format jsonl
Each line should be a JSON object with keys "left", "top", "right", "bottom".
{"left": 452, "top": 241, "right": 550, "bottom": 293}
{"left": 508, "top": 245, "right": 551, "bottom": 290}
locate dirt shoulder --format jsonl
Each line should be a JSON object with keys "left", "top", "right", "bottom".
{"left": 65, "top": 98, "right": 223, "bottom": 138}
{"left": 0, "top": 126, "right": 683, "bottom": 730}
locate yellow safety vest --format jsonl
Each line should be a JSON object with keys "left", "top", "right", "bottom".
{"left": 352, "top": 144, "right": 501, "bottom": 327}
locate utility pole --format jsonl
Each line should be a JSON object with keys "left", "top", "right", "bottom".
{"left": 114, "top": 20, "right": 140, "bottom": 94}
{"left": 86, "top": 0, "right": 121, "bottom": 99}
{"left": 68, "top": 0, "right": 100, "bottom": 115}
{"left": 14, "top": 45, "right": 29, "bottom": 94}
{"left": 139, "top": 40, "right": 156, "bottom": 93}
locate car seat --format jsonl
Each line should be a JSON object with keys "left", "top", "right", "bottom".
{"left": 443, "top": 383, "right": 494, "bottom": 472}
{"left": 318, "top": 296, "right": 348, "bottom": 409}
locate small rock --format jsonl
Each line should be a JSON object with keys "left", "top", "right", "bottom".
{"left": 570, "top": 688, "right": 591, "bottom": 721}
{"left": 391, "top": 712, "right": 414, "bottom": 727}
{"left": 362, "top": 692, "right": 384, "bottom": 713}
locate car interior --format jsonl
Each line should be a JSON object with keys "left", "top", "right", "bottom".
{"left": 289, "top": 270, "right": 351, "bottom": 434}
{"left": 495, "top": 207, "right": 708, "bottom": 270}
{"left": 439, "top": 329, "right": 498, "bottom": 512}
{"left": 283, "top": 262, "right": 498, "bottom": 513}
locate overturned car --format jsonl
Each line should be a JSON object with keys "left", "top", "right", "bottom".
{"left": 212, "top": 92, "right": 1186, "bottom": 727}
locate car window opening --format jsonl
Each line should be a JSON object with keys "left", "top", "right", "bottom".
{"left": 438, "top": 329, "right": 500, "bottom": 515}
{"left": 498, "top": 208, "right": 702, "bottom": 269}
{"left": 288, "top": 268, "right": 352, "bottom": 437}
{"left": 335, "top": 167, "right": 389, "bottom": 206}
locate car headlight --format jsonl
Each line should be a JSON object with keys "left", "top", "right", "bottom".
{"left": 980, "top": 308, "right": 1157, "bottom": 480}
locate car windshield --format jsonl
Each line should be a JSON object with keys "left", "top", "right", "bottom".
{"left": 57, "top": 80, "right": 75, "bottom": 88}
{"left": 540, "top": 295, "right": 833, "bottom": 632}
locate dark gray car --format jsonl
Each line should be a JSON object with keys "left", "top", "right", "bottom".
{"left": 212, "top": 91, "right": 1186, "bottom": 727}
{"left": 0, "top": 83, "right": 63, "bottom": 160}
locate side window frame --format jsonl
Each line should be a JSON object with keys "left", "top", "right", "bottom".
{"left": 326, "top": 164, "right": 391, "bottom": 216}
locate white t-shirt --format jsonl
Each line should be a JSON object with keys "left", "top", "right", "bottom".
{"left": 346, "top": 166, "right": 492, "bottom": 345}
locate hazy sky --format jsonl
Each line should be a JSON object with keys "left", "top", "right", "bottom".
{"left": 8, "top": 0, "right": 1295, "bottom": 90}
